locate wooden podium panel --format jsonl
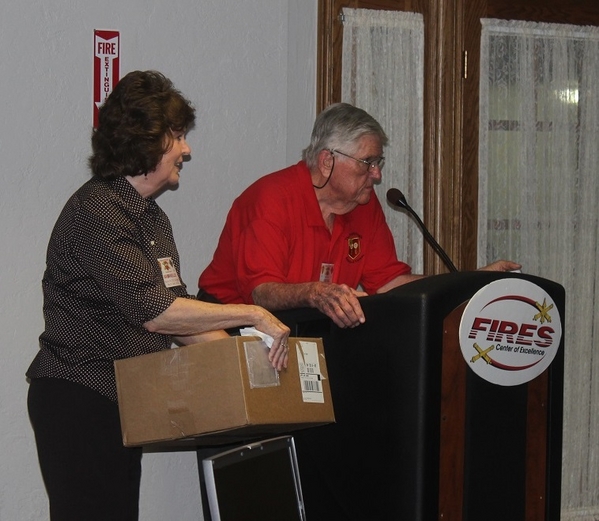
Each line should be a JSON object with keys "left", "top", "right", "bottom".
{"left": 440, "top": 302, "right": 554, "bottom": 520}
{"left": 277, "top": 272, "right": 564, "bottom": 521}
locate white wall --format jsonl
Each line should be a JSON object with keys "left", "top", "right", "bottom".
{"left": 0, "top": 1, "right": 316, "bottom": 519}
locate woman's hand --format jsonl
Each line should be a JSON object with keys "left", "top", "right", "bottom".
{"left": 250, "top": 307, "right": 291, "bottom": 371}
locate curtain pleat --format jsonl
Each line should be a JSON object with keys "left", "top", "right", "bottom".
{"left": 341, "top": 8, "right": 425, "bottom": 272}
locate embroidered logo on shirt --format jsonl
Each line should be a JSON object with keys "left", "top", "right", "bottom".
{"left": 346, "top": 234, "right": 363, "bottom": 262}
{"left": 158, "top": 257, "right": 182, "bottom": 288}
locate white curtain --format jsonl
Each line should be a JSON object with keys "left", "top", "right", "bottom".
{"left": 341, "top": 8, "right": 425, "bottom": 272}
{"left": 479, "top": 19, "right": 599, "bottom": 520}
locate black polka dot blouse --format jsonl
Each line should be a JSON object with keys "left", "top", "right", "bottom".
{"left": 26, "top": 176, "right": 193, "bottom": 402}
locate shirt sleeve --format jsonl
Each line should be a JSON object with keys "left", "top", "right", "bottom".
{"left": 70, "top": 198, "right": 179, "bottom": 326}
{"left": 233, "top": 217, "right": 291, "bottom": 304}
{"left": 358, "top": 199, "right": 412, "bottom": 294}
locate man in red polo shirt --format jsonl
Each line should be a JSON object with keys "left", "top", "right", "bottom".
{"left": 198, "top": 103, "right": 519, "bottom": 328}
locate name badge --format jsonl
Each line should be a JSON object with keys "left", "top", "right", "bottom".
{"left": 319, "top": 263, "right": 334, "bottom": 283}
{"left": 158, "top": 257, "right": 181, "bottom": 288}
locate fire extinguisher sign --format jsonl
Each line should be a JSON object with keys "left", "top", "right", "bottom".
{"left": 93, "top": 30, "right": 120, "bottom": 128}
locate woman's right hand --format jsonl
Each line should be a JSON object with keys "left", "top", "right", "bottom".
{"left": 250, "top": 306, "right": 290, "bottom": 371}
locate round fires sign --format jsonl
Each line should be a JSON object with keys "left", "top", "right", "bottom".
{"left": 459, "top": 278, "right": 562, "bottom": 386}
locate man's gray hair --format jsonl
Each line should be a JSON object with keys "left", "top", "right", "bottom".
{"left": 302, "top": 103, "right": 388, "bottom": 169}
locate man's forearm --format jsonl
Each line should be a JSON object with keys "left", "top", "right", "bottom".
{"left": 252, "top": 281, "right": 321, "bottom": 311}
{"left": 376, "top": 273, "right": 425, "bottom": 294}
{"left": 252, "top": 281, "right": 367, "bottom": 329}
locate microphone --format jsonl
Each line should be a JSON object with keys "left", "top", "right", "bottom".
{"left": 386, "top": 188, "right": 458, "bottom": 273}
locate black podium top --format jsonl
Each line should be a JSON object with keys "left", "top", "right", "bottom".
{"left": 276, "top": 272, "right": 564, "bottom": 521}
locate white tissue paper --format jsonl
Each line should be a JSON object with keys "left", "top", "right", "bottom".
{"left": 239, "top": 327, "right": 274, "bottom": 349}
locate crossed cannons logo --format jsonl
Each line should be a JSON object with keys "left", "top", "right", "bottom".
{"left": 469, "top": 297, "right": 554, "bottom": 368}
{"left": 459, "top": 280, "right": 562, "bottom": 386}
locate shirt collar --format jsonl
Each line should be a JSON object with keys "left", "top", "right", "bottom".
{"left": 296, "top": 161, "right": 330, "bottom": 228}
{"left": 109, "top": 176, "right": 159, "bottom": 216}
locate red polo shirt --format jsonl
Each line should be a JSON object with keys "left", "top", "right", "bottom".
{"left": 199, "top": 161, "right": 411, "bottom": 304}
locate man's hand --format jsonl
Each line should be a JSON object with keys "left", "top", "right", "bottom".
{"left": 478, "top": 260, "right": 522, "bottom": 272}
{"left": 252, "top": 281, "right": 367, "bottom": 329}
{"left": 309, "top": 283, "right": 367, "bottom": 328}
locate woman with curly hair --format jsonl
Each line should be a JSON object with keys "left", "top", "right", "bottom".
{"left": 26, "top": 70, "right": 289, "bottom": 521}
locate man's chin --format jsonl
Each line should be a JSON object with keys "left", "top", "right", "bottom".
{"left": 358, "top": 191, "right": 372, "bottom": 205}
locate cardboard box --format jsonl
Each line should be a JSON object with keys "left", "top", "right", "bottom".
{"left": 115, "top": 336, "right": 335, "bottom": 447}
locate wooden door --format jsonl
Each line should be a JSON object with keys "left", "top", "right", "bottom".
{"left": 318, "top": 0, "right": 457, "bottom": 274}
{"left": 319, "top": 0, "right": 599, "bottom": 272}
{"left": 458, "top": 0, "right": 599, "bottom": 269}
{"left": 457, "top": 4, "right": 599, "bottom": 518}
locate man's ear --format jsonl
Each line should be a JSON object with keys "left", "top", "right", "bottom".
{"left": 319, "top": 149, "right": 334, "bottom": 173}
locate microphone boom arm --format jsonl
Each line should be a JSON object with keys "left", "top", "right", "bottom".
{"left": 386, "top": 188, "right": 458, "bottom": 273}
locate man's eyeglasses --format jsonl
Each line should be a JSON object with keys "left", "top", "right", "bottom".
{"left": 331, "top": 149, "right": 385, "bottom": 171}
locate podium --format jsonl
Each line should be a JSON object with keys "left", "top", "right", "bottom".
{"left": 276, "top": 272, "right": 564, "bottom": 521}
